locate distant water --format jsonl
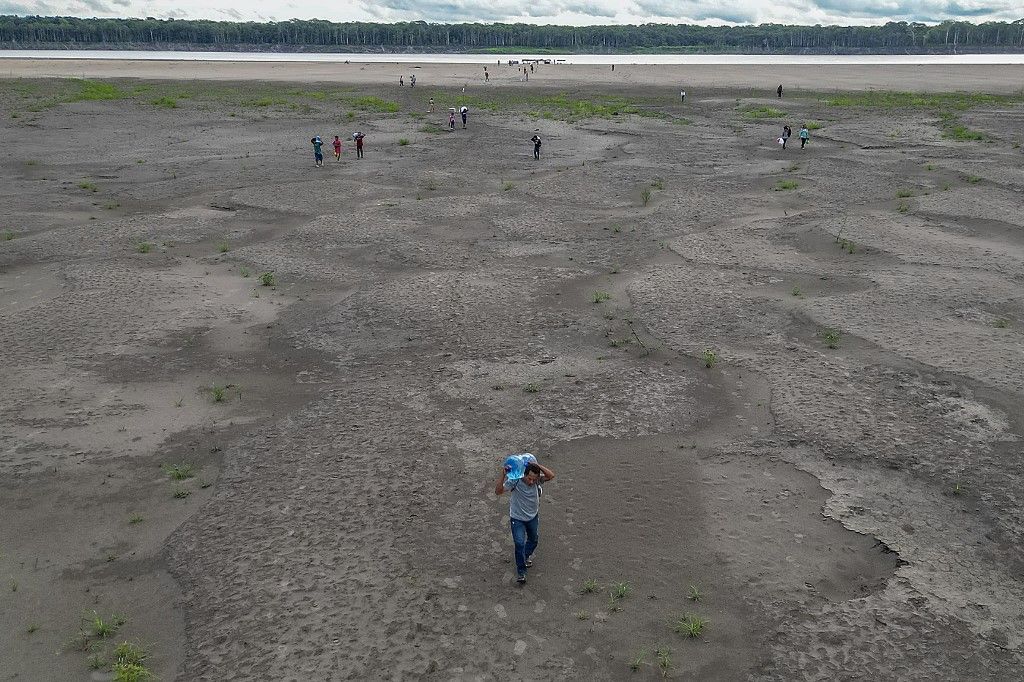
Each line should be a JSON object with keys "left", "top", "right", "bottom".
{"left": 2, "top": 49, "right": 1024, "bottom": 65}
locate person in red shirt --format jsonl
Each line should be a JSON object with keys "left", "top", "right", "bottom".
{"left": 332, "top": 135, "right": 342, "bottom": 161}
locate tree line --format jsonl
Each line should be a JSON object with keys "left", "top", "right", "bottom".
{"left": 2, "top": 16, "right": 1023, "bottom": 53}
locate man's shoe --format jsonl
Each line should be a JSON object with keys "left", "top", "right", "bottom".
{"left": 525, "top": 555, "right": 534, "bottom": 567}
{"left": 516, "top": 574, "right": 527, "bottom": 584}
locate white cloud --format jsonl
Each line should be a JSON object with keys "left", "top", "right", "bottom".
{"left": 2, "top": 0, "right": 1021, "bottom": 25}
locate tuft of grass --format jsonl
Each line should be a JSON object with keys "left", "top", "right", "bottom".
{"left": 925, "top": 163, "right": 935, "bottom": 171}
{"left": 951, "top": 482, "right": 966, "bottom": 496}
{"left": 162, "top": 463, "right": 194, "bottom": 480}
{"left": 522, "top": 383, "right": 540, "bottom": 394}
{"left": 210, "top": 386, "right": 226, "bottom": 403}
{"left": 804, "top": 121, "right": 822, "bottom": 130}
{"left": 398, "top": 138, "right": 410, "bottom": 146}
{"left": 897, "top": 201, "right": 909, "bottom": 213}
{"left": 593, "top": 291, "right": 612, "bottom": 304}
{"left": 944, "top": 124, "right": 986, "bottom": 141}
{"left": 502, "top": 181, "right": 515, "bottom": 191}
{"left": 610, "top": 581, "right": 631, "bottom": 601}
{"left": 630, "top": 650, "right": 647, "bottom": 672}
{"left": 965, "top": 175, "right": 982, "bottom": 184}
{"left": 2, "top": 230, "right": 14, "bottom": 241}
{"left": 791, "top": 286, "right": 802, "bottom": 297}
{"left": 172, "top": 486, "right": 191, "bottom": 499}
{"left": 580, "top": 578, "right": 600, "bottom": 594}
{"left": 26, "top": 624, "right": 39, "bottom": 634}
{"left": 993, "top": 318, "right": 1009, "bottom": 328}
{"left": 743, "top": 106, "right": 785, "bottom": 119}
{"left": 702, "top": 349, "right": 717, "bottom": 368}
{"left": 113, "top": 641, "right": 147, "bottom": 666}
{"left": 895, "top": 189, "right": 914, "bottom": 198}
{"left": 673, "top": 613, "right": 709, "bottom": 638}
{"left": 260, "top": 272, "right": 276, "bottom": 287}
{"left": 821, "top": 328, "right": 841, "bottom": 349}
{"left": 655, "top": 647, "right": 672, "bottom": 677}
{"left": 240, "top": 266, "right": 251, "bottom": 278}
{"left": 136, "top": 242, "right": 152, "bottom": 254}
{"left": 216, "top": 240, "right": 229, "bottom": 253}
{"left": 85, "top": 611, "right": 124, "bottom": 639}
{"left": 77, "top": 181, "right": 98, "bottom": 192}
{"left": 150, "top": 96, "right": 178, "bottom": 109}
{"left": 651, "top": 178, "right": 664, "bottom": 190}
{"left": 113, "top": 662, "right": 154, "bottom": 682}
{"left": 575, "top": 610, "right": 590, "bottom": 620}
{"left": 128, "top": 514, "right": 144, "bottom": 525}
{"left": 687, "top": 584, "right": 702, "bottom": 601}
{"left": 837, "top": 237, "right": 856, "bottom": 254}
{"left": 775, "top": 179, "right": 799, "bottom": 191}
{"left": 612, "top": 225, "right": 622, "bottom": 234}
{"left": 87, "top": 653, "right": 106, "bottom": 670}
{"left": 640, "top": 188, "right": 652, "bottom": 206}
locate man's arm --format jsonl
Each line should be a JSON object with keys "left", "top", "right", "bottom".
{"left": 495, "top": 471, "right": 507, "bottom": 496}
{"left": 537, "top": 463, "right": 555, "bottom": 482}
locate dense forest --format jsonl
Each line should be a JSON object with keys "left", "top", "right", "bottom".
{"left": 2, "top": 16, "right": 1024, "bottom": 53}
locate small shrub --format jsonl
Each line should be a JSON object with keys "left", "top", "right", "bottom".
{"left": 612, "top": 225, "right": 622, "bottom": 234}
{"left": 26, "top": 624, "right": 39, "bottom": 634}
{"left": 172, "top": 486, "right": 191, "bottom": 499}
{"left": 2, "top": 230, "right": 14, "bottom": 241}
{"left": 993, "top": 318, "right": 1009, "bottom": 328}
{"left": 687, "top": 585, "right": 702, "bottom": 601}
{"left": 136, "top": 242, "right": 152, "bottom": 254}
{"left": 162, "top": 463, "right": 194, "bottom": 480}
{"left": 260, "top": 272, "right": 276, "bottom": 286}
{"left": 502, "top": 181, "right": 515, "bottom": 191}
{"left": 630, "top": 650, "right": 646, "bottom": 672}
{"left": 522, "top": 383, "right": 540, "bottom": 394}
{"left": 398, "top": 138, "right": 410, "bottom": 146}
{"left": 897, "top": 201, "right": 909, "bottom": 213}
{"left": 86, "top": 611, "right": 124, "bottom": 639}
{"left": 240, "top": 267, "right": 251, "bottom": 278}
{"left": 610, "top": 581, "right": 631, "bottom": 600}
{"left": 791, "top": 286, "right": 801, "bottom": 297}
{"left": 580, "top": 578, "right": 600, "bottom": 594}
{"left": 575, "top": 610, "right": 590, "bottom": 620}
{"left": 210, "top": 386, "right": 226, "bottom": 402}
{"left": 113, "top": 641, "right": 147, "bottom": 666}
{"left": 87, "top": 654, "right": 106, "bottom": 670}
{"left": 895, "top": 189, "right": 913, "bottom": 198}
{"left": 216, "top": 241, "right": 229, "bottom": 253}
{"left": 651, "top": 178, "right": 664, "bottom": 190}
{"left": 821, "top": 328, "right": 841, "bottom": 349}
{"left": 77, "top": 181, "right": 98, "bottom": 192}
{"left": 128, "top": 514, "right": 144, "bottom": 525}
{"left": 593, "top": 291, "right": 612, "bottom": 303}
{"left": 673, "top": 613, "right": 709, "bottom": 638}
{"left": 702, "top": 349, "right": 717, "bottom": 368}
{"left": 641, "top": 188, "right": 652, "bottom": 206}
{"left": 775, "top": 179, "right": 799, "bottom": 191}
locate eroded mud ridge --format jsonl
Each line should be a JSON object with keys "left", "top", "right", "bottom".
{"left": 1, "top": 79, "right": 1022, "bottom": 680}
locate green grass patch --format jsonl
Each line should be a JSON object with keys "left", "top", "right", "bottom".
{"left": 398, "top": 138, "right": 410, "bottom": 146}
{"left": 821, "top": 91, "right": 1022, "bottom": 110}
{"left": 150, "top": 96, "right": 178, "bottom": 109}
{"left": 351, "top": 96, "right": 400, "bottom": 113}
{"left": 743, "top": 106, "right": 785, "bottom": 119}
{"left": 775, "top": 179, "right": 799, "bottom": 191}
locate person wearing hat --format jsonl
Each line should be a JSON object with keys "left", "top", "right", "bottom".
{"left": 495, "top": 454, "right": 556, "bottom": 584}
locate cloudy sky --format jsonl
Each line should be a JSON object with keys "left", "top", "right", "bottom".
{"left": 2, "top": 0, "right": 1021, "bottom": 26}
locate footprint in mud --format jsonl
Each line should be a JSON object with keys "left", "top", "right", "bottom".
{"left": 495, "top": 604, "right": 508, "bottom": 619}
{"left": 514, "top": 640, "right": 527, "bottom": 656}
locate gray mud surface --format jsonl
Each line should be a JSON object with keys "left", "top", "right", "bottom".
{"left": 1, "top": 78, "right": 1022, "bottom": 680}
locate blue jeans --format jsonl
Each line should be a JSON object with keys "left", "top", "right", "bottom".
{"left": 510, "top": 515, "right": 539, "bottom": 576}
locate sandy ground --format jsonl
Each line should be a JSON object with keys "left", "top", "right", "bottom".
{"left": 4, "top": 58, "right": 1024, "bottom": 93}
{"left": 1, "top": 64, "right": 1023, "bottom": 680}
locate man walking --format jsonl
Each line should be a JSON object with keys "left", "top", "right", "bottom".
{"left": 777, "top": 84, "right": 783, "bottom": 98}
{"left": 531, "top": 134, "right": 542, "bottom": 160}
{"left": 799, "top": 125, "right": 810, "bottom": 149}
{"left": 460, "top": 105, "right": 468, "bottom": 129}
{"left": 495, "top": 457, "right": 556, "bottom": 584}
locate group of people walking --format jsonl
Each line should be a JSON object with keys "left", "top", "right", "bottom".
{"left": 779, "top": 124, "right": 811, "bottom": 150}
{"left": 310, "top": 133, "right": 364, "bottom": 166}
